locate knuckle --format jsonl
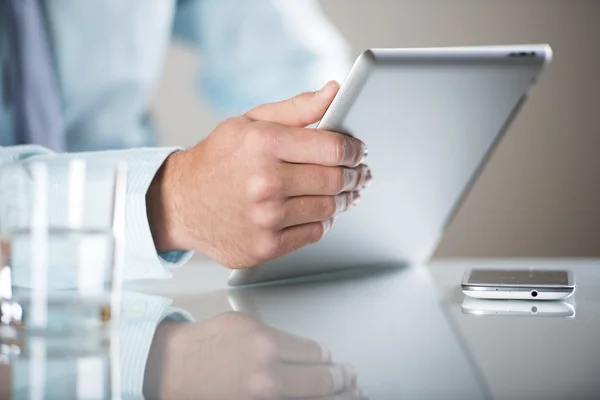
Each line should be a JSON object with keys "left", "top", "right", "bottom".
{"left": 230, "top": 115, "right": 253, "bottom": 127}
{"left": 251, "top": 203, "right": 285, "bottom": 229}
{"left": 248, "top": 331, "right": 279, "bottom": 362}
{"left": 247, "top": 173, "right": 283, "bottom": 203}
{"left": 249, "top": 371, "right": 280, "bottom": 399}
{"left": 245, "top": 121, "right": 275, "bottom": 152}
{"left": 253, "top": 233, "right": 281, "bottom": 261}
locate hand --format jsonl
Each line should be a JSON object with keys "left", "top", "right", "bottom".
{"left": 148, "top": 81, "right": 372, "bottom": 268}
{"left": 143, "top": 312, "right": 365, "bottom": 400}
{"left": 0, "top": 364, "right": 11, "bottom": 399}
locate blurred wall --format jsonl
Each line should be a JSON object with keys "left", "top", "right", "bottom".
{"left": 152, "top": 0, "right": 600, "bottom": 258}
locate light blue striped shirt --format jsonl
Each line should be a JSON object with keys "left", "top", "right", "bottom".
{"left": 0, "top": 0, "right": 351, "bottom": 278}
{"left": 0, "top": 0, "right": 351, "bottom": 150}
{"left": 9, "top": 291, "right": 193, "bottom": 399}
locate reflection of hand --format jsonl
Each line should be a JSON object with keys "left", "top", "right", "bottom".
{"left": 0, "top": 364, "right": 11, "bottom": 399}
{"left": 143, "top": 312, "right": 365, "bottom": 400}
{"left": 147, "top": 81, "right": 371, "bottom": 269}
{"left": 0, "top": 240, "right": 10, "bottom": 268}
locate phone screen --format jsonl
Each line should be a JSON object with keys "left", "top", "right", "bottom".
{"left": 467, "top": 269, "right": 570, "bottom": 286}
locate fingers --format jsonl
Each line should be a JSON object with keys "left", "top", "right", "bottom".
{"left": 262, "top": 219, "right": 332, "bottom": 260}
{"left": 245, "top": 81, "right": 340, "bottom": 127}
{"left": 276, "top": 363, "right": 357, "bottom": 398}
{"left": 281, "top": 163, "right": 371, "bottom": 197}
{"left": 277, "top": 193, "right": 358, "bottom": 228}
{"left": 311, "top": 388, "right": 368, "bottom": 400}
{"left": 271, "top": 126, "right": 367, "bottom": 167}
{"left": 270, "top": 329, "right": 333, "bottom": 364}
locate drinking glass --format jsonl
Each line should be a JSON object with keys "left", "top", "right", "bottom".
{"left": 1, "top": 328, "right": 120, "bottom": 399}
{"left": 0, "top": 158, "right": 126, "bottom": 333}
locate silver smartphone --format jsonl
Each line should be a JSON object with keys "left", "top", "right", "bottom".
{"left": 461, "top": 297, "right": 576, "bottom": 317}
{"left": 461, "top": 269, "right": 576, "bottom": 300}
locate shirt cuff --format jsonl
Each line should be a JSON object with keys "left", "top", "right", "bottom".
{"left": 118, "top": 147, "right": 194, "bottom": 280}
{"left": 117, "top": 292, "right": 190, "bottom": 399}
{"left": 2, "top": 146, "right": 195, "bottom": 281}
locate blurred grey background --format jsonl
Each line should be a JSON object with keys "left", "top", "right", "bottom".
{"left": 152, "top": 0, "right": 600, "bottom": 258}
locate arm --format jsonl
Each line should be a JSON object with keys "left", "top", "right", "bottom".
{"left": 0, "top": 364, "right": 11, "bottom": 400}
{"left": 118, "top": 291, "right": 193, "bottom": 399}
{"left": 0, "top": 145, "right": 192, "bottom": 281}
{"left": 172, "top": 0, "right": 353, "bottom": 116}
{"left": 143, "top": 311, "right": 360, "bottom": 399}
{"left": 2, "top": 82, "right": 370, "bottom": 277}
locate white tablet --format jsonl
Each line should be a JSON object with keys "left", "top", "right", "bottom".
{"left": 230, "top": 44, "right": 553, "bottom": 286}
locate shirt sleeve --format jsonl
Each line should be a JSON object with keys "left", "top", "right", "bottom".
{"left": 172, "top": 0, "right": 353, "bottom": 117}
{"left": 117, "top": 291, "right": 195, "bottom": 400}
{"left": 0, "top": 145, "right": 194, "bottom": 283}
{"left": 7, "top": 291, "right": 194, "bottom": 399}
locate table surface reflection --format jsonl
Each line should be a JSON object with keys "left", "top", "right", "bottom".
{"left": 2, "top": 258, "right": 599, "bottom": 399}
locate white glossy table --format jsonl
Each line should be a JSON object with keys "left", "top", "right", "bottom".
{"left": 125, "top": 257, "right": 600, "bottom": 400}
{"left": 429, "top": 259, "right": 600, "bottom": 400}
{"left": 3, "top": 258, "right": 598, "bottom": 399}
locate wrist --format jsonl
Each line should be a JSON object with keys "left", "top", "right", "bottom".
{"left": 146, "top": 151, "right": 186, "bottom": 252}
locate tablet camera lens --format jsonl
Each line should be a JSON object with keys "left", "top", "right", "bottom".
{"left": 531, "top": 290, "right": 538, "bottom": 298}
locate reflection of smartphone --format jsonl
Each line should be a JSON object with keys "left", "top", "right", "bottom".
{"left": 461, "top": 269, "right": 575, "bottom": 300}
{"left": 461, "top": 297, "right": 576, "bottom": 318}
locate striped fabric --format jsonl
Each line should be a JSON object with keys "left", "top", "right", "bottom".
{"left": 0, "top": 145, "right": 193, "bottom": 284}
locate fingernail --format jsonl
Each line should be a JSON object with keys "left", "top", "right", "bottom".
{"left": 343, "top": 168, "right": 356, "bottom": 192}
{"left": 331, "top": 365, "right": 346, "bottom": 393}
{"left": 322, "top": 218, "right": 335, "bottom": 236}
{"left": 344, "top": 364, "right": 357, "bottom": 386}
{"left": 320, "top": 344, "right": 333, "bottom": 362}
{"left": 335, "top": 193, "right": 352, "bottom": 213}
{"left": 350, "top": 192, "right": 361, "bottom": 208}
{"left": 355, "top": 165, "right": 370, "bottom": 188}
{"left": 318, "top": 80, "right": 339, "bottom": 95}
{"left": 362, "top": 169, "right": 373, "bottom": 189}
{"left": 358, "top": 144, "right": 369, "bottom": 164}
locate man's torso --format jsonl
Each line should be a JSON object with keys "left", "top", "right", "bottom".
{"left": 0, "top": 0, "right": 176, "bottom": 151}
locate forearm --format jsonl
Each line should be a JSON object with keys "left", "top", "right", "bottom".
{"left": 118, "top": 292, "right": 194, "bottom": 399}
{"left": 0, "top": 364, "right": 11, "bottom": 399}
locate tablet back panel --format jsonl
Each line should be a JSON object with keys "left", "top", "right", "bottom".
{"left": 229, "top": 45, "right": 551, "bottom": 286}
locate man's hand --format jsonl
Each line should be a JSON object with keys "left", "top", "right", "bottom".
{"left": 0, "top": 364, "right": 11, "bottom": 399}
{"left": 147, "top": 81, "right": 371, "bottom": 269}
{"left": 143, "top": 312, "right": 364, "bottom": 400}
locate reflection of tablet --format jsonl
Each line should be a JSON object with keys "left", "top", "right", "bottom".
{"left": 461, "top": 297, "right": 576, "bottom": 318}
{"left": 228, "top": 266, "right": 490, "bottom": 399}
{"left": 230, "top": 44, "right": 553, "bottom": 287}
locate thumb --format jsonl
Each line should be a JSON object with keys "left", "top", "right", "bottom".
{"left": 245, "top": 81, "right": 340, "bottom": 127}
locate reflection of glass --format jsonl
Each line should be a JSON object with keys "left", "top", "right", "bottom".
{"left": 0, "top": 330, "right": 120, "bottom": 399}
{"left": 2, "top": 291, "right": 364, "bottom": 399}
{"left": 0, "top": 159, "right": 127, "bottom": 333}
{"left": 144, "top": 312, "right": 364, "bottom": 399}
{"left": 461, "top": 297, "right": 576, "bottom": 318}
